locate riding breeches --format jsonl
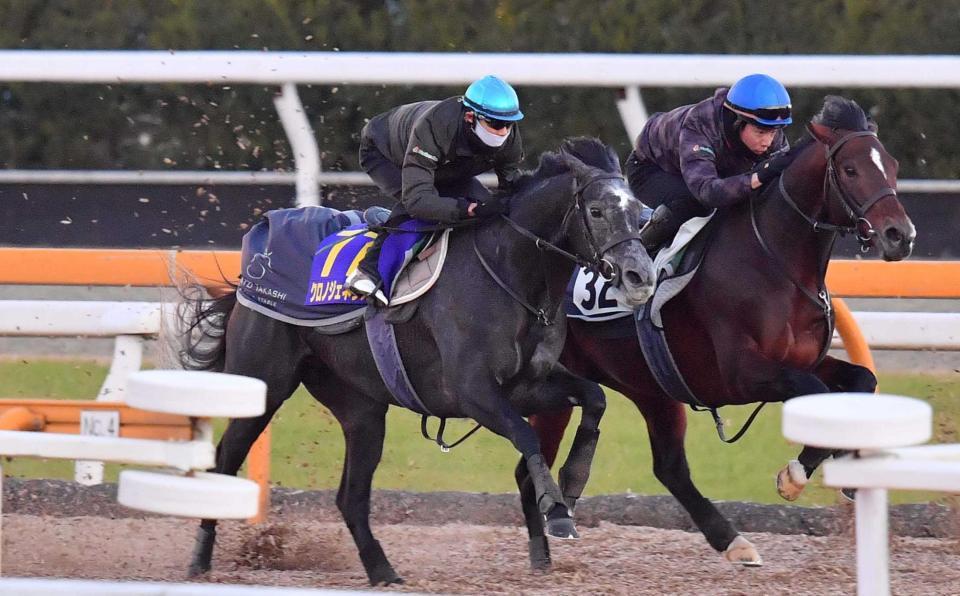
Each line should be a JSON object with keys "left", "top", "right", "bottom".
{"left": 356, "top": 141, "right": 490, "bottom": 278}
{"left": 625, "top": 151, "right": 710, "bottom": 222}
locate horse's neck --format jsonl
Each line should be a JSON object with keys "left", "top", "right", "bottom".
{"left": 493, "top": 176, "right": 579, "bottom": 300}
{"left": 758, "top": 143, "right": 836, "bottom": 282}
{"left": 509, "top": 176, "right": 574, "bottom": 244}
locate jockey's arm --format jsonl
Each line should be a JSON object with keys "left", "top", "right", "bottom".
{"left": 679, "top": 124, "right": 753, "bottom": 209}
{"left": 400, "top": 124, "right": 467, "bottom": 224}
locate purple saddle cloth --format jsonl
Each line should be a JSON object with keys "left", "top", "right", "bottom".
{"left": 237, "top": 206, "right": 432, "bottom": 323}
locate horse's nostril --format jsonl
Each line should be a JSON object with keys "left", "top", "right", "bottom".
{"left": 625, "top": 270, "right": 644, "bottom": 286}
{"left": 885, "top": 227, "right": 903, "bottom": 244}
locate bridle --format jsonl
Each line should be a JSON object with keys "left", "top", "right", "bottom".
{"left": 777, "top": 128, "right": 898, "bottom": 252}
{"left": 751, "top": 127, "right": 898, "bottom": 366}
{"left": 474, "top": 171, "right": 642, "bottom": 325}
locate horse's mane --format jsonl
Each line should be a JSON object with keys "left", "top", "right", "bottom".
{"left": 498, "top": 137, "right": 619, "bottom": 198}
{"left": 811, "top": 95, "right": 872, "bottom": 132}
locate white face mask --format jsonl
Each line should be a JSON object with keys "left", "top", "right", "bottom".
{"left": 474, "top": 121, "right": 510, "bottom": 147}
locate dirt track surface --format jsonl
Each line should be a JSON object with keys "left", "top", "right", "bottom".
{"left": 5, "top": 516, "right": 960, "bottom": 595}
{"left": 3, "top": 480, "right": 960, "bottom": 595}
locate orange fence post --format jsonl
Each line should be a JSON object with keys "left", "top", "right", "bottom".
{"left": 832, "top": 297, "right": 876, "bottom": 374}
{"left": 0, "top": 407, "right": 45, "bottom": 432}
{"left": 827, "top": 261, "right": 960, "bottom": 298}
{"left": 246, "top": 426, "right": 271, "bottom": 524}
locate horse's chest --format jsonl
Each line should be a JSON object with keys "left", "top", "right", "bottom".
{"left": 514, "top": 328, "right": 564, "bottom": 377}
{"left": 773, "top": 310, "right": 830, "bottom": 366}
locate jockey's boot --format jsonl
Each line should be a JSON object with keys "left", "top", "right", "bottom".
{"left": 638, "top": 204, "right": 681, "bottom": 254}
{"left": 346, "top": 233, "right": 389, "bottom": 306}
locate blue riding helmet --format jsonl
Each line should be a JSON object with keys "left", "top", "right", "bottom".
{"left": 724, "top": 73, "right": 792, "bottom": 127}
{"left": 463, "top": 75, "right": 524, "bottom": 122}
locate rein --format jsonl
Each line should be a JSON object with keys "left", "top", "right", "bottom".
{"left": 474, "top": 172, "right": 638, "bottom": 325}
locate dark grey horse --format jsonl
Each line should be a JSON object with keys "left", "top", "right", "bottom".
{"left": 179, "top": 137, "right": 655, "bottom": 585}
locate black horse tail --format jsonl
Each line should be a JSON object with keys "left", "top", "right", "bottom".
{"left": 177, "top": 283, "right": 237, "bottom": 372}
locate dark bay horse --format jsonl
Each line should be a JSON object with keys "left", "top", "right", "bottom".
{"left": 180, "top": 138, "right": 656, "bottom": 585}
{"left": 525, "top": 96, "right": 916, "bottom": 567}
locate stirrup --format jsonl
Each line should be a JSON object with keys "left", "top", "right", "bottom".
{"left": 346, "top": 271, "right": 389, "bottom": 306}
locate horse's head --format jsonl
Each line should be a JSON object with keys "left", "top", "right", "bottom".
{"left": 806, "top": 96, "right": 916, "bottom": 261}
{"left": 558, "top": 138, "right": 655, "bottom": 305}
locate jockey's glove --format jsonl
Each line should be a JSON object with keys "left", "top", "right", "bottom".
{"left": 471, "top": 199, "right": 509, "bottom": 219}
{"left": 754, "top": 150, "right": 798, "bottom": 186}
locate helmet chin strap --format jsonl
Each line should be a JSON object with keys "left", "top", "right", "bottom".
{"left": 473, "top": 120, "right": 510, "bottom": 147}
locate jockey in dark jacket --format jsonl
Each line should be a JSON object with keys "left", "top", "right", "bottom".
{"left": 346, "top": 75, "right": 525, "bottom": 305}
{"left": 626, "top": 73, "right": 795, "bottom": 252}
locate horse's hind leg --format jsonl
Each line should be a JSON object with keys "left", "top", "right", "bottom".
{"left": 302, "top": 375, "right": 400, "bottom": 586}
{"left": 515, "top": 408, "right": 574, "bottom": 569}
{"left": 189, "top": 309, "right": 308, "bottom": 577}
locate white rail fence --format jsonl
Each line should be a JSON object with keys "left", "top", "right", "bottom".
{"left": 783, "top": 393, "right": 960, "bottom": 596}
{"left": 1, "top": 51, "right": 959, "bottom": 205}
{"left": 0, "top": 301, "right": 172, "bottom": 484}
{"left": 0, "top": 369, "right": 266, "bottom": 574}
{"left": 3, "top": 301, "right": 958, "bottom": 354}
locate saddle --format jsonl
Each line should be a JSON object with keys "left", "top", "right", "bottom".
{"left": 236, "top": 206, "right": 452, "bottom": 334}
{"left": 635, "top": 213, "right": 718, "bottom": 406}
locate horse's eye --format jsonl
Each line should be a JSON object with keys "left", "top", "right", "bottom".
{"left": 589, "top": 207, "right": 603, "bottom": 218}
{"left": 843, "top": 166, "right": 857, "bottom": 176}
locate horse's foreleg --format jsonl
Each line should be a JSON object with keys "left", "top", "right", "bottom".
{"left": 462, "top": 382, "right": 572, "bottom": 540}
{"left": 783, "top": 356, "right": 880, "bottom": 498}
{"left": 720, "top": 352, "right": 833, "bottom": 502}
{"left": 556, "top": 380, "right": 606, "bottom": 513}
{"left": 515, "top": 408, "right": 574, "bottom": 569}
{"left": 642, "top": 399, "right": 761, "bottom": 565}
{"left": 530, "top": 408, "right": 575, "bottom": 467}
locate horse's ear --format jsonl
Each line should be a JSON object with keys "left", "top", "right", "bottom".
{"left": 867, "top": 118, "right": 879, "bottom": 134}
{"left": 561, "top": 154, "right": 591, "bottom": 180}
{"left": 807, "top": 121, "right": 839, "bottom": 146}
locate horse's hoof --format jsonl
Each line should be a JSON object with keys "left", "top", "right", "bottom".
{"left": 545, "top": 515, "right": 579, "bottom": 540}
{"left": 375, "top": 576, "right": 404, "bottom": 586}
{"left": 360, "top": 540, "right": 401, "bottom": 586}
{"left": 776, "top": 459, "right": 808, "bottom": 501}
{"left": 529, "top": 535, "right": 552, "bottom": 570}
{"left": 188, "top": 526, "right": 215, "bottom": 577}
{"left": 840, "top": 487, "right": 857, "bottom": 501}
{"left": 369, "top": 568, "right": 404, "bottom": 586}
{"left": 724, "top": 535, "right": 763, "bottom": 567}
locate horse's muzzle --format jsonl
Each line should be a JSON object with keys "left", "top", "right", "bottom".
{"left": 877, "top": 219, "right": 916, "bottom": 262}
{"left": 616, "top": 252, "right": 656, "bottom": 306}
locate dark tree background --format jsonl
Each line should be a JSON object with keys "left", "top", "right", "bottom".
{"left": 0, "top": 0, "right": 958, "bottom": 179}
